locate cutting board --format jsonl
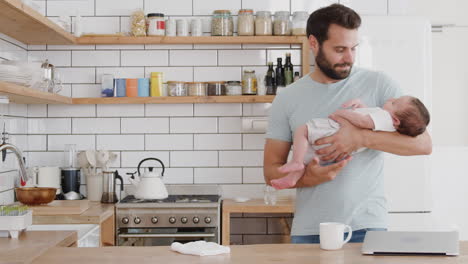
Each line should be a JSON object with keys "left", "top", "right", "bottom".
{"left": 27, "top": 200, "right": 91, "bottom": 215}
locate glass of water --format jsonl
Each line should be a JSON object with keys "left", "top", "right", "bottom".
{"left": 264, "top": 184, "right": 277, "bottom": 205}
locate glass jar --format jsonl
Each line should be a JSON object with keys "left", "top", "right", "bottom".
{"left": 165, "top": 18, "right": 176, "bottom": 36}
{"left": 273, "top": 11, "right": 291, "bottom": 36}
{"left": 187, "top": 82, "right": 206, "bottom": 96}
{"left": 176, "top": 19, "right": 188, "bottom": 36}
{"left": 206, "top": 81, "right": 226, "bottom": 96}
{"left": 242, "top": 70, "right": 257, "bottom": 95}
{"left": 292, "top": 11, "right": 308, "bottom": 36}
{"left": 147, "top": 13, "right": 165, "bottom": 36}
{"left": 167, "top": 81, "right": 187, "bottom": 96}
{"left": 255, "top": 11, "right": 272, "bottom": 36}
{"left": 226, "top": 81, "right": 242, "bottom": 96}
{"left": 238, "top": 9, "right": 254, "bottom": 36}
{"left": 211, "top": 10, "right": 233, "bottom": 36}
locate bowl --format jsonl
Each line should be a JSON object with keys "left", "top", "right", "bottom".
{"left": 15, "top": 187, "right": 57, "bottom": 205}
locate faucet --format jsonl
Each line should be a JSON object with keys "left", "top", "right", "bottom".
{"left": 0, "top": 131, "right": 29, "bottom": 186}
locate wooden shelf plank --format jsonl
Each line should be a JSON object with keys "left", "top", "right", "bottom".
{"left": 72, "top": 95, "right": 275, "bottom": 104}
{"left": 0, "top": 0, "right": 75, "bottom": 44}
{"left": 0, "top": 81, "right": 72, "bottom": 104}
{"left": 76, "top": 35, "right": 307, "bottom": 45}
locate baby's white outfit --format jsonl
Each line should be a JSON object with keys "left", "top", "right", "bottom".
{"left": 304, "top": 107, "right": 395, "bottom": 163}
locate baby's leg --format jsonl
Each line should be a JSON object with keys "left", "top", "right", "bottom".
{"left": 278, "top": 124, "right": 309, "bottom": 173}
{"left": 271, "top": 169, "right": 305, "bottom": 190}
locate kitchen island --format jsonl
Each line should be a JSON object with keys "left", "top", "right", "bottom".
{"left": 31, "top": 242, "right": 468, "bottom": 264}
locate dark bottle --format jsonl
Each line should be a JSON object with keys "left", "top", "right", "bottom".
{"left": 275, "top": 57, "right": 285, "bottom": 88}
{"left": 284, "top": 53, "right": 294, "bottom": 86}
{"left": 265, "top": 62, "right": 276, "bottom": 95}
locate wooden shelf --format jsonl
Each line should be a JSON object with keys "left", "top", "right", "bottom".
{"left": 72, "top": 95, "right": 275, "bottom": 104}
{"left": 76, "top": 35, "right": 307, "bottom": 45}
{"left": 0, "top": 81, "right": 72, "bottom": 104}
{"left": 0, "top": 0, "right": 75, "bottom": 44}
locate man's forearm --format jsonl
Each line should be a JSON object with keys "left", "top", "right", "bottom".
{"left": 263, "top": 163, "right": 288, "bottom": 186}
{"left": 362, "top": 129, "right": 432, "bottom": 156}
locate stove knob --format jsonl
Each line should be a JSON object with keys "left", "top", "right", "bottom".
{"left": 204, "top": 217, "right": 212, "bottom": 224}
{"left": 151, "top": 217, "right": 158, "bottom": 224}
{"left": 193, "top": 217, "right": 200, "bottom": 224}
{"left": 121, "top": 217, "right": 129, "bottom": 224}
{"left": 181, "top": 217, "right": 188, "bottom": 224}
{"left": 134, "top": 217, "right": 141, "bottom": 224}
{"left": 169, "top": 217, "right": 176, "bottom": 224}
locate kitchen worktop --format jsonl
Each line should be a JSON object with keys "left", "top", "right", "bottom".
{"left": 0, "top": 230, "right": 77, "bottom": 263}
{"left": 32, "top": 201, "right": 115, "bottom": 246}
{"left": 31, "top": 242, "right": 468, "bottom": 264}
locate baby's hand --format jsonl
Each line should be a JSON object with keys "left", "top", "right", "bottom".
{"left": 342, "top": 99, "right": 363, "bottom": 109}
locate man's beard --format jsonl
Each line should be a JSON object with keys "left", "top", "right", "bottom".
{"left": 315, "top": 48, "right": 352, "bottom": 80}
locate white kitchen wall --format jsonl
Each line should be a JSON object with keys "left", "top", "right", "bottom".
{"left": 1, "top": 0, "right": 468, "bottom": 240}
{"left": 0, "top": 33, "right": 28, "bottom": 205}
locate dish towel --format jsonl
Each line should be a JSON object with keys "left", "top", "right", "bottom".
{"left": 171, "top": 241, "right": 231, "bottom": 256}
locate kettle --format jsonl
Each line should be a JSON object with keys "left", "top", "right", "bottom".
{"left": 128, "top": 158, "right": 168, "bottom": 200}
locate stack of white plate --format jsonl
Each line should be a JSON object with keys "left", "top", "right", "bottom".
{"left": 0, "top": 64, "right": 33, "bottom": 86}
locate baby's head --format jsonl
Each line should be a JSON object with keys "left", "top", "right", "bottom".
{"left": 383, "top": 96, "right": 430, "bottom": 137}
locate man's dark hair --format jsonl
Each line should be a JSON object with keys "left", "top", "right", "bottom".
{"left": 396, "top": 98, "right": 430, "bottom": 137}
{"left": 306, "top": 4, "right": 361, "bottom": 45}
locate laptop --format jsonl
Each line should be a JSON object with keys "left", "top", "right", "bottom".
{"left": 362, "top": 231, "right": 459, "bottom": 256}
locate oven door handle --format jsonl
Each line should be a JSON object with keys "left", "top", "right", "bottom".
{"left": 118, "top": 233, "right": 216, "bottom": 238}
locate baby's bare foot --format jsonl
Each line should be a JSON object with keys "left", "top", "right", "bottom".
{"left": 278, "top": 161, "right": 305, "bottom": 173}
{"left": 271, "top": 170, "right": 305, "bottom": 190}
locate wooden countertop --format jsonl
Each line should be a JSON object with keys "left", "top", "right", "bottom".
{"left": 33, "top": 201, "right": 114, "bottom": 225}
{"left": 0, "top": 230, "right": 77, "bottom": 264}
{"left": 32, "top": 242, "right": 468, "bottom": 264}
{"left": 222, "top": 198, "right": 295, "bottom": 213}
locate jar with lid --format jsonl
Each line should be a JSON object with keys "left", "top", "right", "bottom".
{"left": 206, "top": 81, "right": 226, "bottom": 96}
{"left": 187, "top": 82, "right": 206, "bottom": 96}
{"left": 211, "top": 10, "right": 233, "bottom": 36}
{"left": 167, "top": 81, "right": 187, "bottom": 96}
{"left": 226, "top": 81, "right": 242, "bottom": 96}
{"left": 273, "top": 11, "right": 291, "bottom": 36}
{"left": 255, "top": 11, "right": 272, "bottom": 36}
{"left": 147, "top": 13, "right": 165, "bottom": 36}
{"left": 292, "top": 11, "right": 308, "bottom": 36}
{"left": 238, "top": 9, "right": 254, "bottom": 36}
{"left": 242, "top": 70, "right": 257, "bottom": 95}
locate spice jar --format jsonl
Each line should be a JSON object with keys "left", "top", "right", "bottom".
{"left": 211, "top": 10, "right": 233, "bottom": 36}
{"left": 238, "top": 9, "right": 254, "bottom": 36}
{"left": 226, "top": 81, "right": 242, "bottom": 96}
{"left": 206, "top": 81, "right": 226, "bottom": 96}
{"left": 255, "top": 11, "right": 272, "bottom": 36}
{"left": 292, "top": 11, "right": 308, "bottom": 36}
{"left": 187, "top": 82, "right": 206, "bottom": 96}
{"left": 167, "top": 81, "right": 187, "bottom": 96}
{"left": 147, "top": 13, "right": 165, "bottom": 36}
{"left": 273, "top": 11, "right": 291, "bottom": 36}
{"left": 176, "top": 19, "right": 188, "bottom": 36}
{"left": 166, "top": 18, "right": 176, "bottom": 36}
{"left": 242, "top": 70, "right": 257, "bottom": 95}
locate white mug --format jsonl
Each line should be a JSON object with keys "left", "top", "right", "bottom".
{"left": 320, "top": 222, "right": 352, "bottom": 250}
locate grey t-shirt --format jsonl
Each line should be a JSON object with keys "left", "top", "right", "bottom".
{"left": 266, "top": 67, "right": 402, "bottom": 235}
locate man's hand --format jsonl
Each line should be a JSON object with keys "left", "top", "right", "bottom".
{"left": 295, "top": 156, "right": 352, "bottom": 187}
{"left": 315, "top": 116, "right": 365, "bottom": 162}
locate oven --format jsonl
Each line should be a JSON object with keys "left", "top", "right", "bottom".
{"left": 115, "top": 193, "right": 221, "bottom": 247}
